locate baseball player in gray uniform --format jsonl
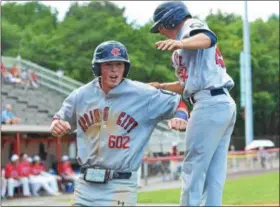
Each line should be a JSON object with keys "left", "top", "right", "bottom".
{"left": 50, "top": 40, "right": 189, "bottom": 206}
{"left": 149, "top": 1, "right": 237, "bottom": 206}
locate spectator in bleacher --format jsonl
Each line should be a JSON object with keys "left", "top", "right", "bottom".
{"left": 60, "top": 155, "right": 79, "bottom": 182}
{"left": 1, "top": 64, "right": 22, "bottom": 85}
{"left": 10, "top": 65, "right": 20, "bottom": 79}
{"left": 1, "top": 63, "right": 7, "bottom": 80}
{"left": 28, "top": 156, "right": 61, "bottom": 197}
{"left": 29, "top": 69, "right": 39, "bottom": 88}
{"left": 5, "top": 154, "right": 31, "bottom": 198}
{"left": 31, "top": 155, "right": 61, "bottom": 195}
{"left": 20, "top": 67, "right": 32, "bottom": 88}
{"left": 1, "top": 104, "right": 21, "bottom": 125}
{"left": 1, "top": 166, "right": 7, "bottom": 199}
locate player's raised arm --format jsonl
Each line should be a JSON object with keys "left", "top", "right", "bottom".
{"left": 50, "top": 90, "right": 78, "bottom": 137}
{"left": 148, "top": 81, "right": 184, "bottom": 94}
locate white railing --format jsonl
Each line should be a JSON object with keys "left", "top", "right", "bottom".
{"left": 141, "top": 148, "right": 280, "bottom": 185}
{"left": 1, "top": 56, "right": 84, "bottom": 96}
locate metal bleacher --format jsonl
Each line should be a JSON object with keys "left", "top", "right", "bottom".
{"left": 1, "top": 56, "right": 84, "bottom": 125}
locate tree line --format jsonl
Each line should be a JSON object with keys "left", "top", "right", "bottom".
{"left": 1, "top": 1, "right": 279, "bottom": 139}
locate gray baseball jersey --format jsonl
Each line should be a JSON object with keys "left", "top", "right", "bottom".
{"left": 171, "top": 18, "right": 234, "bottom": 99}
{"left": 54, "top": 78, "right": 180, "bottom": 172}
{"left": 171, "top": 18, "right": 237, "bottom": 206}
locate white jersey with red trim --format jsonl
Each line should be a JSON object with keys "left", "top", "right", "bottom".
{"left": 171, "top": 18, "right": 234, "bottom": 99}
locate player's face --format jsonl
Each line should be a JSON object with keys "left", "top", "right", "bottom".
{"left": 158, "top": 24, "right": 176, "bottom": 39}
{"left": 158, "top": 25, "right": 170, "bottom": 38}
{"left": 100, "top": 61, "right": 125, "bottom": 89}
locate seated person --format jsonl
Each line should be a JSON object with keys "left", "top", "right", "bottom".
{"left": 1, "top": 104, "right": 21, "bottom": 125}
{"left": 60, "top": 155, "right": 79, "bottom": 182}
{"left": 5, "top": 154, "right": 31, "bottom": 198}
{"left": 10, "top": 65, "right": 20, "bottom": 78}
{"left": 27, "top": 156, "right": 60, "bottom": 196}
{"left": 31, "top": 155, "right": 61, "bottom": 195}
{"left": 30, "top": 70, "right": 39, "bottom": 88}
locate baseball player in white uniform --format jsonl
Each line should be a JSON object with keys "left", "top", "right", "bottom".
{"left": 50, "top": 40, "right": 189, "bottom": 206}
{"left": 5, "top": 154, "right": 31, "bottom": 198}
{"left": 150, "top": 2, "right": 237, "bottom": 206}
{"left": 1, "top": 167, "right": 7, "bottom": 199}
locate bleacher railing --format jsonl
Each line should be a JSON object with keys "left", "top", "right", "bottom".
{"left": 2, "top": 56, "right": 84, "bottom": 96}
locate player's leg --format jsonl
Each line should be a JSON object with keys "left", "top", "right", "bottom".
{"left": 40, "top": 180, "right": 59, "bottom": 196}
{"left": 72, "top": 173, "right": 138, "bottom": 206}
{"left": 179, "top": 102, "right": 235, "bottom": 206}
{"left": 72, "top": 177, "right": 98, "bottom": 206}
{"left": 1, "top": 178, "right": 7, "bottom": 198}
{"left": 20, "top": 177, "right": 31, "bottom": 196}
{"left": 45, "top": 175, "right": 59, "bottom": 192}
{"left": 7, "top": 178, "right": 20, "bottom": 198}
{"left": 30, "top": 182, "right": 41, "bottom": 196}
{"left": 201, "top": 108, "right": 236, "bottom": 206}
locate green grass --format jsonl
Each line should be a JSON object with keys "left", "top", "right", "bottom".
{"left": 137, "top": 172, "right": 279, "bottom": 205}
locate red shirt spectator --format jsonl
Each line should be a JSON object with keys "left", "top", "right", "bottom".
{"left": 31, "top": 164, "right": 45, "bottom": 175}
{"left": 31, "top": 72, "right": 38, "bottom": 81}
{"left": 18, "top": 160, "right": 31, "bottom": 177}
{"left": 1, "top": 64, "right": 6, "bottom": 74}
{"left": 5, "top": 163, "right": 21, "bottom": 179}
{"left": 61, "top": 161, "right": 74, "bottom": 176}
{"left": 10, "top": 65, "right": 20, "bottom": 78}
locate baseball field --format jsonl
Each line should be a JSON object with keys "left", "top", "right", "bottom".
{"left": 137, "top": 172, "right": 279, "bottom": 205}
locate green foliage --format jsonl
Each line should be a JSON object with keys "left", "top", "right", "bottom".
{"left": 1, "top": 1, "right": 279, "bottom": 137}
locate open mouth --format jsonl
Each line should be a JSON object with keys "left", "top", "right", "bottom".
{"left": 109, "top": 75, "right": 118, "bottom": 82}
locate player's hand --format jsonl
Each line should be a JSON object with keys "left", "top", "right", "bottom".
{"left": 168, "top": 118, "right": 187, "bottom": 131}
{"left": 155, "top": 39, "right": 184, "bottom": 51}
{"left": 148, "top": 82, "right": 162, "bottom": 89}
{"left": 50, "top": 119, "right": 71, "bottom": 137}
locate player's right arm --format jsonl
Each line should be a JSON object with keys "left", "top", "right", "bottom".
{"left": 50, "top": 89, "right": 78, "bottom": 137}
{"left": 148, "top": 81, "right": 184, "bottom": 94}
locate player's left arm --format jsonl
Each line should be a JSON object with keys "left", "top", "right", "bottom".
{"left": 147, "top": 89, "right": 188, "bottom": 131}
{"left": 156, "top": 19, "right": 217, "bottom": 51}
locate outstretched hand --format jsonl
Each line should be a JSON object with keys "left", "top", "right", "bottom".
{"left": 155, "top": 39, "right": 184, "bottom": 51}
{"left": 148, "top": 82, "right": 162, "bottom": 89}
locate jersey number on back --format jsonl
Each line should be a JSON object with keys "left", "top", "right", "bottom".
{"left": 215, "top": 47, "right": 226, "bottom": 69}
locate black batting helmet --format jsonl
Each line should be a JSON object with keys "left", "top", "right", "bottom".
{"left": 150, "top": 1, "right": 192, "bottom": 33}
{"left": 92, "top": 41, "right": 131, "bottom": 77}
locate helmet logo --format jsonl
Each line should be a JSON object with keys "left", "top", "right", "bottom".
{"left": 111, "top": 47, "right": 121, "bottom": 57}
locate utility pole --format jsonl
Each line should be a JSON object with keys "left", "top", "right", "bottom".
{"left": 242, "top": 0, "right": 254, "bottom": 146}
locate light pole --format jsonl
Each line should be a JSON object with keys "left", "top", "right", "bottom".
{"left": 242, "top": 0, "right": 254, "bottom": 146}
